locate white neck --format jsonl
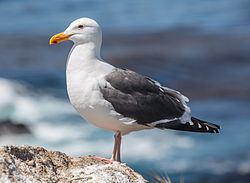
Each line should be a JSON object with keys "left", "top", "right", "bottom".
{"left": 66, "top": 41, "right": 114, "bottom": 77}
{"left": 65, "top": 39, "right": 115, "bottom": 111}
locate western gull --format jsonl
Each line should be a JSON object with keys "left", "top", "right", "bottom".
{"left": 49, "top": 18, "right": 221, "bottom": 162}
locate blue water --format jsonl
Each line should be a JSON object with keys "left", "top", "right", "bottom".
{"left": 0, "top": 1, "right": 250, "bottom": 182}
{"left": 0, "top": 0, "right": 250, "bottom": 34}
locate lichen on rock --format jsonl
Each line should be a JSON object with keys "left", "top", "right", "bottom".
{"left": 0, "top": 145, "right": 147, "bottom": 183}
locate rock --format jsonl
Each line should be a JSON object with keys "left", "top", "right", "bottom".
{"left": 0, "top": 145, "right": 147, "bottom": 183}
{"left": 0, "top": 120, "right": 31, "bottom": 136}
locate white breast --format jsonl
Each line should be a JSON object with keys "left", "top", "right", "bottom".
{"left": 67, "top": 69, "right": 147, "bottom": 134}
{"left": 65, "top": 44, "right": 148, "bottom": 135}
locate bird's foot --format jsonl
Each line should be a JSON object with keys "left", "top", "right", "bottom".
{"left": 89, "top": 155, "right": 115, "bottom": 163}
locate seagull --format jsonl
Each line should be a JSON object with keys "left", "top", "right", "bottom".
{"left": 49, "top": 18, "right": 220, "bottom": 163}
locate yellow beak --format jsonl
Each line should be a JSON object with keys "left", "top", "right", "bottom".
{"left": 49, "top": 32, "right": 72, "bottom": 44}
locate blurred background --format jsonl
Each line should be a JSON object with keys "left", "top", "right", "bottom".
{"left": 0, "top": 0, "right": 250, "bottom": 182}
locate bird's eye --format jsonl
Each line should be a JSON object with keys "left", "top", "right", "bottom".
{"left": 78, "top": 25, "right": 84, "bottom": 29}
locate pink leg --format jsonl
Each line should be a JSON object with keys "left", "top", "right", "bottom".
{"left": 90, "top": 131, "right": 122, "bottom": 163}
{"left": 110, "top": 131, "right": 119, "bottom": 161}
{"left": 111, "top": 131, "right": 121, "bottom": 162}
{"left": 116, "top": 131, "right": 122, "bottom": 162}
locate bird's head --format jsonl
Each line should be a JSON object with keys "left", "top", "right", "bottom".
{"left": 49, "top": 18, "right": 102, "bottom": 45}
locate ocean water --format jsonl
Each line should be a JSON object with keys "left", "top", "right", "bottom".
{"left": 0, "top": 0, "right": 250, "bottom": 34}
{"left": 0, "top": 1, "right": 250, "bottom": 182}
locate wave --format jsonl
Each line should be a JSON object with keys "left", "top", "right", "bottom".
{"left": 0, "top": 77, "right": 74, "bottom": 123}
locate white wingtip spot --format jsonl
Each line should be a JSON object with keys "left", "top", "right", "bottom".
{"left": 206, "top": 126, "right": 209, "bottom": 131}
{"left": 198, "top": 123, "right": 202, "bottom": 128}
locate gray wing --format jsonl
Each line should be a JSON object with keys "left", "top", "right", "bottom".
{"left": 100, "top": 68, "right": 187, "bottom": 125}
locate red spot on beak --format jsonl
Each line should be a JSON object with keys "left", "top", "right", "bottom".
{"left": 52, "top": 41, "right": 57, "bottom": 44}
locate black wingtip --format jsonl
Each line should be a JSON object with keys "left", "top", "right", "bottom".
{"left": 191, "top": 117, "right": 221, "bottom": 133}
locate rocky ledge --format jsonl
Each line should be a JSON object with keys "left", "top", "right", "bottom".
{"left": 0, "top": 145, "right": 147, "bottom": 183}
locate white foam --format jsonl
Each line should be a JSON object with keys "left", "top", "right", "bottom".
{"left": 0, "top": 78, "right": 75, "bottom": 123}
{"left": 33, "top": 122, "right": 89, "bottom": 143}
{"left": 123, "top": 129, "right": 194, "bottom": 160}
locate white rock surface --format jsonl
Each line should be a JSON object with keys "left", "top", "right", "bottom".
{"left": 0, "top": 145, "right": 147, "bottom": 183}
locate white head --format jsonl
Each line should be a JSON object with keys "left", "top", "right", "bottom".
{"left": 50, "top": 18, "right": 102, "bottom": 46}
